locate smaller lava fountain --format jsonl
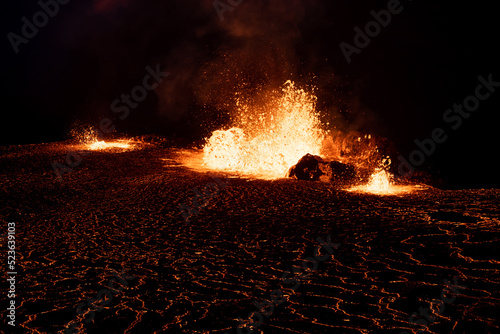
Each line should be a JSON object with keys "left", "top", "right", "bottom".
{"left": 347, "top": 166, "right": 420, "bottom": 195}
{"left": 87, "top": 140, "right": 132, "bottom": 150}
{"left": 70, "top": 124, "right": 134, "bottom": 151}
{"left": 365, "top": 169, "right": 393, "bottom": 193}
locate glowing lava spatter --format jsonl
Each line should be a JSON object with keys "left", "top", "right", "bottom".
{"left": 348, "top": 168, "right": 417, "bottom": 195}
{"left": 365, "top": 168, "right": 393, "bottom": 193}
{"left": 203, "top": 81, "right": 325, "bottom": 179}
{"left": 70, "top": 124, "right": 133, "bottom": 150}
{"left": 86, "top": 140, "right": 132, "bottom": 150}
{"left": 201, "top": 81, "right": 422, "bottom": 193}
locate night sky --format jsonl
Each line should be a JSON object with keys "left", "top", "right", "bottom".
{"left": 1, "top": 0, "right": 499, "bottom": 188}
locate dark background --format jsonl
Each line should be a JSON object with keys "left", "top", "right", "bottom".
{"left": 1, "top": 0, "right": 499, "bottom": 188}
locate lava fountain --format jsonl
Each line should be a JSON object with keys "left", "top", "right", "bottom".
{"left": 71, "top": 125, "right": 134, "bottom": 151}
{"left": 347, "top": 167, "right": 421, "bottom": 195}
{"left": 87, "top": 140, "right": 132, "bottom": 150}
{"left": 198, "top": 80, "right": 423, "bottom": 194}
{"left": 203, "top": 81, "right": 325, "bottom": 179}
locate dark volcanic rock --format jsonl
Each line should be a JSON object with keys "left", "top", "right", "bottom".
{"left": 1, "top": 143, "right": 499, "bottom": 334}
{"left": 288, "top": 153, "right": 357, "bottom": 184}
{"left": 287, "top": 153, "right": 324, "bottom": 180}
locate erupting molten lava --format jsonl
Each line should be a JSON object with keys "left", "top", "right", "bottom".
{"left": 203, "top": 81, "right": 325, "bottom": 179}
{"left": 71, "top": 125, "right": 134, "bottom": 151}
{"left": 348, "top": 167, "right": 417, "bottom": 195}
{"left": 86, "top": 140, "right": 132, "bottom": 150}
{"left": 366, "top": 169, "right": 392, "bottom": 192}
{"left": 199, "top": 80, "right": 422, "bottom": 194}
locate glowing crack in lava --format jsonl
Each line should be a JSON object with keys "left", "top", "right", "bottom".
{"left": 203, "top": 81, "right": 325, "bottom": 179}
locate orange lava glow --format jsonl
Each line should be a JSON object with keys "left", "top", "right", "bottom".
{"left": 86, "top": 140, "right": 133, "bottom": 150}
{"left": 70, "top": 124, "right": 134, "bottom": 151}
{"left": 203, "top": 81, "right": 325, "bottom": 179}
{"left": 198, "top": 81, "right": 428, "bottom": 193}
{"left": 347, "top": 169, "right": 420, "bottom": 195}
